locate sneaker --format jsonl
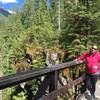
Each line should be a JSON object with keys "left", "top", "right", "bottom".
{"left": 84, "top": 90, "right": 91, "bottom": 99}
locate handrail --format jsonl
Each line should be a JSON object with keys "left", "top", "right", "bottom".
{"left": 0, "top": 60, "right": 83, "bottom": 90}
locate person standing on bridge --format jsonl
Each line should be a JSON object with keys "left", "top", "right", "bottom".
{"left": 75, "top": 45, "right": 100, "bottom": 100}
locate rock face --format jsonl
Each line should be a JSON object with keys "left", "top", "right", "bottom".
{"left": 0, "top": 8, "right": 11, "bottom": 16}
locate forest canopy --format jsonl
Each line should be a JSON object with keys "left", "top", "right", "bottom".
{"left": 0, "top": 0, "right": 100, "bottom": 74}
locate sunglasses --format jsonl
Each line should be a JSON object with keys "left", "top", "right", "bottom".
{"left": 91, "top": 48, "right": 97, "bottom": 51}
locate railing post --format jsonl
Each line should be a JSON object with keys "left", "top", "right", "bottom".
{"left": 34, "top": 74, "right": 51, "bottom": 100}
{"left": 72, "top": 70, "right": 78, "bottom": 99}
{"left": 49, "top": 71, "right": 58, "bottom": 100}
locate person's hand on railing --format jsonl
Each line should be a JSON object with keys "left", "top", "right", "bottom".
{"left": 73, "top": 59, "right": 83, "bottom": 64}
{"left": 73, "top": 58, "right": 78, "bottom": 61}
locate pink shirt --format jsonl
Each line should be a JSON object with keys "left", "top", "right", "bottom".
{"left": 77, "top": 50, "right": 100, "bottom": 74}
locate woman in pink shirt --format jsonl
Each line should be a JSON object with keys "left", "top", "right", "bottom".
{"left": 75, "top": 45, "right": 100, "bottom": 100}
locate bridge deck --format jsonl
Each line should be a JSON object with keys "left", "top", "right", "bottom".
{"left": 95, "top": 80, "right": 100, "bottom": 99}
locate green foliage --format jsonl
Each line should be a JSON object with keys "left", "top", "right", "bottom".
{"left": 13, "top": 92, "right": 26, "bottom": 100}
{"left": 59, "top": 0, "right": 100, "bottom": 60}
{"left": 0, "top": 0, "right": 59, "bottom": 75}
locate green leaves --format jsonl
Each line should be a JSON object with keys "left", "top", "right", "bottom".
{"left": 0, "top": 0, "right": 100, "bottom": 75}
{"left": 0, "top": 0, "right": 59, "bottom": 75}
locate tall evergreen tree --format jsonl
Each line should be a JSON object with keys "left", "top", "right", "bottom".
{"left": 21, "top": 0, "right": 35, "bottom": 28}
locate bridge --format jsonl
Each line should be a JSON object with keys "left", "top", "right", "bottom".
{"left": 0, "top": 60, "right": 100, "bottom": 100}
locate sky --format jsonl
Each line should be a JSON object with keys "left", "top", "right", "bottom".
{"left": 0, "top": 0, "right": 23, "bottom": 10}
{"left": 0, "top": 0, "right": 51, "bottom": 11}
